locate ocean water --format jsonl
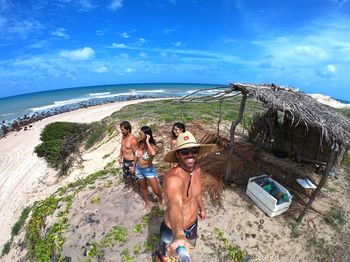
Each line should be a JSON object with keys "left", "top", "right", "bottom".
{"left": 0, "top": 83, "right": 221, "bottom": 123}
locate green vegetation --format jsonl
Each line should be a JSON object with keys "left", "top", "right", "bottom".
{"left": 111, "top": 99, "right": 263, "bottom": 126}
{"left": 103, "top": 153, "right": 112, "bottom": 159}
{"left": 214, "top": 227, "right": 247, "bottom": 262}
{"left": 11, "top": 206, "right": 31, "bottom": 236}
{"left": 133, "top": 214, "right": 150, "bottom": 234}
{"left": 291, "top": 223, "right": 302, "bottom": 238}
{"left": 121, "top": 248, "right": 133, "bottom": 262}
{"left": 133, "top": 243, "right": 142, "bottom": 255}
{"left": 336, "top": 107, "right": 350, "bottom": 118}
{"left": 86, "top": 226, "right": 128, "bottom": 258}
{"left": 1, "top": 241, "right": 11, "bottom": 257}
{"left": 27, "top": 195, "right": 60, "bottom": 259}
{"left": 90, "top": 195, "right": 101, "bottom": 205}
{"left": 343, "top": 151, "right": 350, "bottom": 167}
{"left": 1, "top": 206, "right": 33, "bottom": 256}
{"left": 325, "top": 206, "right": 346, "bottom": 232}
{"left": 85, "top": 121, "right": 108, "bottom": 149}
{"left": 34, "top": 122, "right": 90, "bottom": 175}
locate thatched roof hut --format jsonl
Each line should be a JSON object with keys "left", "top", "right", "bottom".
{"left": 230, "top": 83, "right": 350, "bottom": 154}
{"left": 180, "top": 83, "right": 350, "bottom": 221}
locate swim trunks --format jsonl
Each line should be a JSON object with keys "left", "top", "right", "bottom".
{"left": 122, "top": 159, "right": 134, "bottom": 180}
{"left": 158, "top": 220, "right": 198, "bottom": 257}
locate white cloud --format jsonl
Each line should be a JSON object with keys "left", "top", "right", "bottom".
{"left": 120, "top": 32, "right": 130, "bottom": 38}
{"left": 59, "top": 47, "right": 95, "bottom": 60}
{"left": 139, "top": 52, "right": 147, "bottom": 58}
{"left": 95, "top": 66, "right": 109, "bottom": 73}
{"left": 109, "top": 0, "right": 123, "bottom": 11}
{"left": 112, "top": 43, "right": 127, "bottom": 48}
{"left": 51, "top": 28, "right": 70, "bottom": 39}
{"left": 78, "top": 0, "right": 95, "bottom": 11}
{"left": 172, "top": 41, "right": 183, "bottom": 47}
{"left": 315, "top": 64, "right": 337, "bottom": 78}
{"left": 163, "top": 28, "right": 176, "bottom": 34}
{"left": 136, "top": 38, "right": 147, "bottom": 45}
{"left": 125, "top": 67, "right": 134, "bottom": 73}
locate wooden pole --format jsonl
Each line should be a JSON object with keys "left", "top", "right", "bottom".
{"left": 216, "top": 100, "right": 223, "bottom": 143}
{"left": 297, "top": 144, "right": 338, "bottom": 222}
{"left": 224, "top": 93, "right": 247, "bottom": 184}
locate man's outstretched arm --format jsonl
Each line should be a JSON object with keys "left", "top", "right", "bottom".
{"left": 164, "top": 175, "right": 191, "bottom": 256}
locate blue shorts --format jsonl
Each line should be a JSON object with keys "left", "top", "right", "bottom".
{"left": 135, "top": 164, "right": 157, "bottom": 180}
{"left": 158, "top": 220, "right": 198, "bottom": 257}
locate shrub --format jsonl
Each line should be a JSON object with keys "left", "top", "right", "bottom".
{"left": 85, "top": 122, "right": 107, "bottom": 149}
{"left": 34, "top": 122, "right": 89, "bottom": 175}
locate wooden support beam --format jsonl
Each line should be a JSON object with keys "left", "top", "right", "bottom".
{"left": 224, "top": 93, "right": 247, "bottom": 184}
{"left": 297, "top": 145, "right": 338, "bottom": 222}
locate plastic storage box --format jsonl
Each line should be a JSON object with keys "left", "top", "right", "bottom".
{"left": 246, "top": 175, "right": 292, "bottom": 217}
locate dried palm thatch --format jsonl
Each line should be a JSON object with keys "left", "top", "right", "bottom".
{"left": 230, "top": 83, "right": 350, "bottom": 148}
{"left": 179, "top": 83, "right": 350, "bottom": 149}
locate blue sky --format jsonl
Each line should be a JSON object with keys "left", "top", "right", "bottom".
{"left": 1, "top": 0, "right": 350, "bottom": 100}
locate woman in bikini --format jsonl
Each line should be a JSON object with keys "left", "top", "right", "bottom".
{"left": 170, "top": 122, "right": 186, "bottom": 168}
{"left": 170, "top": 122, "right": 186, "bottom": 149}
{"left": 131, "top": 126, "right": 163, "bottom": 207}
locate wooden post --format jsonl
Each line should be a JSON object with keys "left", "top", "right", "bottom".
{"left": 297, "top": 144, "right": 338, "bottom": 222}
{"left": 224, "top": 93, "right": 247, "bottom": 184}
{"left": 216, "top": 100, "right": 223, "bottom": 143}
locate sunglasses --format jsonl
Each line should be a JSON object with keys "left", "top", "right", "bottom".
{"left": 178, "top": 147, "right": 200, "bottom": 155}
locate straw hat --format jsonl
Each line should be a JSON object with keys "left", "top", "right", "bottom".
{"left": 164, "top": 131, "right": 215, "bottom": 163}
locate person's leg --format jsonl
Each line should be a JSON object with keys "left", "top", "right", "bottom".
{"left": 156, "top": 221, "right": 173, "bottom": 261}
{"left": 140, "top": 178, "right": 150, "bottom": 207}
{"left": 148, "top": 177, "right": 163, "bottom": 205}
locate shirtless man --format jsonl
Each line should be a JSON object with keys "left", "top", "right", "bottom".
{"left": 157, "top": 131, "right": 214, "bottom": 261}
{"left": 119, "top": 121, "right": 138, "bottom": 188}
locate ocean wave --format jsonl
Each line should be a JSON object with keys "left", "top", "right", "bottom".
{"left": 89, "top": 92, "right": 111, "bottom": 96}
{"left": 29, "top": 90, "right": 167, "bottom": 113}
{"left": 1, "top": 113, "right": 15, "bottom": 117}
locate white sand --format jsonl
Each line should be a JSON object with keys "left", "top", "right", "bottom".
{"left": 0, "top": 99, "right": 156, "bottom": 247}
{"left": 309, "top": 93, "right": 350, "bottom": 109}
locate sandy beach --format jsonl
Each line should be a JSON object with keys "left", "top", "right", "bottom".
{"left": 0, "top": 98, "right": 157, "bottom": 247}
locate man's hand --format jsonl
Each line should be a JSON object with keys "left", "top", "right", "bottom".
{"left": 199, "top": 208, "right": 206, "bottom": 220}
{"left": 167, "top": 235, "right": 190, "bottom": 258}
{"left": 119, "top": 158, "right": 123, "bottom": 165}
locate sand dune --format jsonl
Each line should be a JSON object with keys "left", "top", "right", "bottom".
{"left": 0, "top": 99, "right": 156, "bottom": 247}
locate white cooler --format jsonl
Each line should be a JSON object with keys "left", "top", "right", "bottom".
{"left": 246, "top": 174, "right": 292, "bottom": 217}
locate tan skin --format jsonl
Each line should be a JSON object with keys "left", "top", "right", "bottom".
{"left": 119, "top": 126, "right": 138, "bottom": 188}
{"left": 157, "top": 148, "right": 206, "bottom": 261}
{"left": 131, "top": 130, "right": 163, "bottom": 208}
{"left": 170, "top": 126, "right": 184, "bottom": 168}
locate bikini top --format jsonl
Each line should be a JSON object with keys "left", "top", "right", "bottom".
{"left": 135, "top": 149, "right": 152, "bottom": 161}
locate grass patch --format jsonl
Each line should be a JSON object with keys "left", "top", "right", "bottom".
{"left": 343, "top": 151, "right": 350, "bottom": 167}
{"left": 214, "top": 227, "right": 247, "bottom": 262}
{"left": 90, "top": 195, "right": 101, "bottom": 205}
{"left": 325, "top": 206, "right": 346, "bottom": 232}
{"left": 86, "top": 225, "right": 128, "bottom": 258}
{"left": 1, "top": 241, "right": 11, "bottom": 257}
{"left": 11, "top": 206, "right": 31, "bottom": 236}
{"left": 111, "top": 99, "right": 263, "bottom": 126}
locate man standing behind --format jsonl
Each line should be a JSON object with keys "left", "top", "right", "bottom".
{"left": 119, "top": 121, "right": 138, "bottom": 189}
{"left": 156, "top": 131, "right": 214, "bottom": 261}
